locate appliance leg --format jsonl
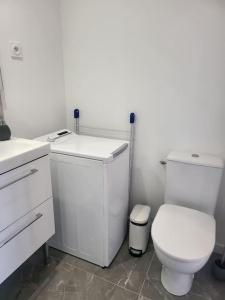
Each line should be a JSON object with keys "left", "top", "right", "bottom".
{"left": 43, "top": 243, "right": 49, "bottom": 265}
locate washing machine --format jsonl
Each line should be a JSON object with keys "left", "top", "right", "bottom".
{"left": 36, "top": 129, "right": 129, "bottom": 267}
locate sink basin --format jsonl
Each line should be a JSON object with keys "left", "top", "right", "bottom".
{"left": 0, "top": 137, "right": 50, "bottom": 174}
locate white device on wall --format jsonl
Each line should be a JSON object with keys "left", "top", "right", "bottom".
{"left": 151, "top": 151, "right": 224, "bottom": 296}
{"left": 36, "top": 130, "right": 130, "bottom": 267}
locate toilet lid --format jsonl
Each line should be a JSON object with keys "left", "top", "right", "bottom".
{"left": 151, "top": 204, "right": 215, "bottom": 262}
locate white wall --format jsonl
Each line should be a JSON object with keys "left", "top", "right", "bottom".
{"left": 60, "top": 0, "right": 225, "bottom": 250}
{"left": 0, "top": 0, "right": 66, "bottom": 138}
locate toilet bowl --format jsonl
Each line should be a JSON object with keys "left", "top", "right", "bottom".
{"left": 151, "top": 204, "right": 215, "bottom": 296}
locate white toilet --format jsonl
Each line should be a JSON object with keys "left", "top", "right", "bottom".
{"left": 151, "top": 151, "right": 224, "bottom": 296}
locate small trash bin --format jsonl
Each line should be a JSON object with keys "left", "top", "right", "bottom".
{"left": 129, "top": 204, "right": 151, "bottom": 256}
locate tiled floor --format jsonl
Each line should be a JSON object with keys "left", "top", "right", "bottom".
{"left": 0, "top": 239, "right": 225, "bottom": 300}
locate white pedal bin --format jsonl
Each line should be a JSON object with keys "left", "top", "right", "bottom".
{"left": 129, "top": 205, "right": 151, "bottom": 256}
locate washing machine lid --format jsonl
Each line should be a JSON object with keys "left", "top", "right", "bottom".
{"left": 151, "top": 204, "right": 215, "bottom": 262}
{"left": 36, "top": 129, "right": 129, "bottom": 162}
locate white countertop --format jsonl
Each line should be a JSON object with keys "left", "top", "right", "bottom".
{"left": 0, "top": 137, "right": 50, "bottom": 174}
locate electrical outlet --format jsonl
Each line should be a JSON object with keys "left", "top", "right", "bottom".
{"left": 10, "top": 41, "right": 23, "bottom": 59}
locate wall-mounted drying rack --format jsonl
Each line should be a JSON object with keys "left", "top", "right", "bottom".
{"left": 73, "top": 108, "right": 136, "bottom": 203}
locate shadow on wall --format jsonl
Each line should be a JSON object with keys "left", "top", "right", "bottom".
{"left": 215, "top": 168, "right": 225, "bottom": 251}
{"left": 130, "top": 165, "right": 165, "bottom": 217}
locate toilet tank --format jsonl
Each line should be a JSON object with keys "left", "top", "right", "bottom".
{"left": 165, "top": 151, "right": 224, "bottom": 215}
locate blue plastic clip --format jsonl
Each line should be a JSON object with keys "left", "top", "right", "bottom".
{"left": 74, "top": 109, "right": 80, "bottom": 119}
{"left": 130, "top": 112, "right": 135, "bottom": 124}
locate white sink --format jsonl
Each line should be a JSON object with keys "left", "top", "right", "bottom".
{"left": 0, "top": 137, "right": 50, "bottom": 174}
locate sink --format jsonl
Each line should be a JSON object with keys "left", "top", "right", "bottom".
{"left": 0, "top": 137, "right": 50, "bottom": 174}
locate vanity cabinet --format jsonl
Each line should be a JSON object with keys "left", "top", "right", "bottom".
{"left": 0, "top": 154, "right": 55, "bottom": 284}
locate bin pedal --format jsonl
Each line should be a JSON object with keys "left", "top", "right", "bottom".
{"left": 129, "top": 247, "right": 143, "bottom": 257}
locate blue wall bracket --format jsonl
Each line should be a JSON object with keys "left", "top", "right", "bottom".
{"left": 74, "top": 109, "right": 80, "bottom": 119}
{"left": 74, "top": 108, "right": 80, "bottom": 134}
{"left": 130, "top": 112, "right": 135, "bottom": 124}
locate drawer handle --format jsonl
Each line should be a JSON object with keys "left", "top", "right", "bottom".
{"left": 0, "top": 168, "right": 38, "bottom": 190}
{"left": 0, "top": 213, "right": 43, "bottom": 248}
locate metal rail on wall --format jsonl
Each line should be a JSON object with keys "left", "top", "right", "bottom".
{"left": 73, "top": 108, "right": 136, "bottom": 202}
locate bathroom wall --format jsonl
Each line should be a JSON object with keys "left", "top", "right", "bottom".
{"left": 60, "top": 0, "right": 225, "bottom": 250}
{"left": 0, "top": 0, "right": 66, "bottom": 138}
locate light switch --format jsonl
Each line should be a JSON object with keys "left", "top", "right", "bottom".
{"left": 10, "top": 41, "right": 23, "bottom": 59}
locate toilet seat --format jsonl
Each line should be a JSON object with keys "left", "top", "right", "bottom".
{"left": 152, "top": 204, "right": 215, "bottom": 262}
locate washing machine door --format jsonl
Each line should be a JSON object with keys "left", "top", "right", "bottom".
{"left": 49, "top": 152, "right": 105, "bottom": 266}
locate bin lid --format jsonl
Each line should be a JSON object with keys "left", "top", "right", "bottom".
{"left": 130, "top": 205, "right": 151, "bottom": 225}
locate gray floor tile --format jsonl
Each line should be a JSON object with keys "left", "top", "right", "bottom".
{"left": 91, "top": 240, "right": 153, "bottom": 294}
{"left": 117, "top": 249, "right": 154, "bottom": 293}
{"left": 36, "top": 291, "right": 64, "bottom": 300}
{"left": 37, "top": 266, "right": 139, "bottom": 300}
{"left": 191, "top": 254, "right": 225, "bottom": 300}
{"left": 1, "top": 239, "right": 225, "bottom": 300}
{"left": 38, "top": 267, "right": 114, "bottom": 299}
{"left": 141, "top": 252, "right": 225, "bottom": 300}
{"left": 141, "top": 254, "right": 174, "bottom": 300}
{"left": 141, "top": 278, "right": 176, "bottom": 300}
{"left": 147, "top": 253, "right": 161, "bottom": 281}
{"left": 93, "top": 240, "right": 139, "bottom": 285}
{"left": 61, "top": 252, "right": 101, "bottom": 275}
{"left": 44, "top": 265, "right": 75, "bottom": 292}
{"left": 63, "top": 287, "right": 138, "bottom": 300}
{"left": 108, "top": 286, "right": 138, "bottom": 300}
{"left": 65, "top": 270, "right": 114, "bottom": 299}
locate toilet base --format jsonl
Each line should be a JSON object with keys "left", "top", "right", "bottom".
{"left": 161, "top": 265, "right": 194, "bottom": 296}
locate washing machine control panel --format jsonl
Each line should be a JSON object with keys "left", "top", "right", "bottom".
{"left": 47, "top": 130, "right": 72, "bottom": 142}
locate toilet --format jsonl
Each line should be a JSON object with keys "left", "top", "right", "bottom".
{"left": 151, "top": 151, "right": 224, "bottom": 296}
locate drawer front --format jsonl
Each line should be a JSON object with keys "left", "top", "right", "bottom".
{"left": 0, "top": 155, "right": 52, "bottom": 232}
{"left": 0, "top": 198, "right": 55, "bottom": 284}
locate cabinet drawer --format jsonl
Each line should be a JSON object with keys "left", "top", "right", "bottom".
{"left": 0, "top": 155, "right": 52, "bottom": 232}
{"left": 0, "top": 198, "right": 55, "bottom": 284}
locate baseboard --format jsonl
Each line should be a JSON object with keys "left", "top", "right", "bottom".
{"left": 214, "top": 242, "right": 224, "bottom": 254}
